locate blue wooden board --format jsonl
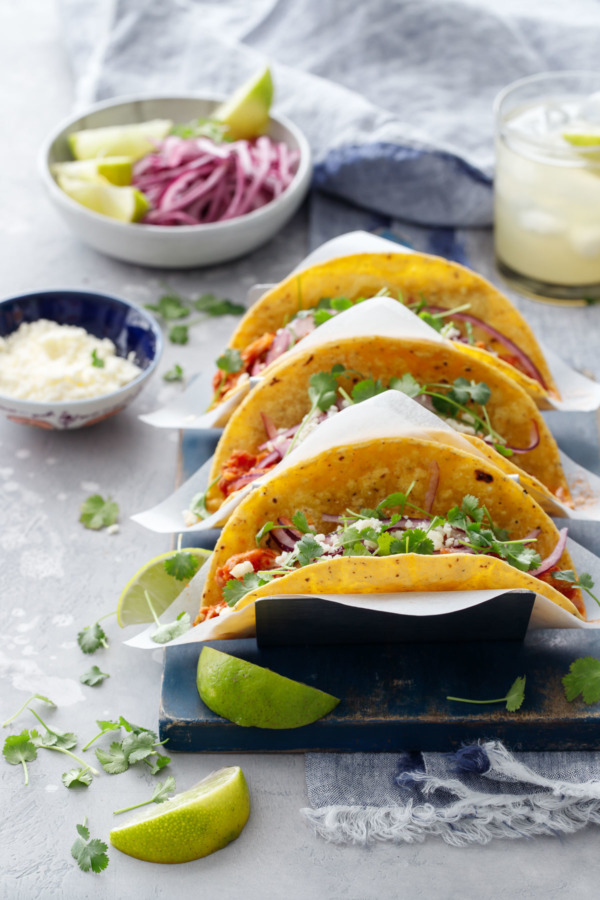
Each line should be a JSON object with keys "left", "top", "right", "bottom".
{"left": 160, "top": 397, "right": 600, "bottom": 752}
{"left": 160, "top": 632, "right": 600, "bottom": 752}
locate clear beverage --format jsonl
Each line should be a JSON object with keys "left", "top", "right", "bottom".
{"left": 494, "top": 72, "right": 600, "bottom": 303}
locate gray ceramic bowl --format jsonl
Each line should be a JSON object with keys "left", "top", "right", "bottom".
{"left": 39, "top": 94, "right": 312, "bottom": 269}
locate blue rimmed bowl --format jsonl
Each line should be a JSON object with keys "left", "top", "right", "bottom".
{"left": 0, "top": 289, "right": 163, "bottom": 429}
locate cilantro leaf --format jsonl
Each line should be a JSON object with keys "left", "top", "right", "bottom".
{"left": 292, "top": 511, "right": 313, "bottom": 534}
{"left": 30, "top": 726, "right": 78, "bottom": 751}
{"left": 121, "top": 730, "right": 156, "bottom": 764}
{"left": 313, "top": 309, "right": 334, "bottom": 326}
{"left": 398, "top": 528, "right": 434, "bottom": 555}
{"left": 79, "top": 495, "right": 119, "bottom": 530}
{"left": 146, "top": 754, "right": 171, "bottom": 775}
{"left": 554, "top": 570, "right": 600, "bottom": 607}
{"left": 217, "top": 348, "right": 243, "bottom": 373}
{"left": 562, "top": 657, "right": 600, "bottom": 704}
{"left": 462, "top": 495, "right": 484, "bottom": 523}
{"left": 91, "top": 349, "right": 105, "bottom": 368}
{"left": 77, "top": 822, "right": 90, "bottom": 840}
{"left": 389, "top": 373, "right": 422, "bottom": 398}
{"left": 163, "top": 363, "right": 184, "bottom": 382}
{"left": 308, "top": 370, "right": 339, "bottom": 412}
{"left": 330, "top": 296, "right": 353, "bottom": 312}
{"left": 113, "top": 776, "right": 176, "bottom": 815}
{"left": 80, "top": 666, "right": 109, "bottom": 687}
{"left": 296, "top": 534, "right": 324, "bottom": 567}
{"left": 77, "top": 622, "right": 109, "bottom": 654}
{"left": 194, "top": 294, "right": 244, "bottom": 316}
{"left": 3, "top": 730, "right": 37, "bottom": 784}
{"left": 168, "top": 324, "right": 189, "bottom": 345}
{"left": 151, "top": 611, "right": 192, "bottom": 645}
{"left": 505, "top": 675, "right": 526, "bottom": 712}
{"left": 255, "top": 521, "right": 277, "bottom": 545}
{"left": 468, "top": 381, "right": 491, "bottom": 405}
{"left": 171, "top": 117, "right": 229, "bottom": 141}
{"left": 375, "top": 532, "right": 403, "bottom": 556}
{"left": 223, "top": 572, "right": 264, "bottom": 607}
{"left": 71, "top": 820, "right": 109, "bottom": 874}
{"left": 351, "top": 378, "right": 386, "bottom": 404}
{"left": 447, "top": 675, "right": 526, "bottom": 711}
{"left": 62, "top": 767, "right": 93, "bottom": 788}
{"left": 164, "top": 551, "right": 200, "bottom": 582}
{"left": 146, "top": 294, "right": 190, "bottom": 320}
{"left": 376, "top": 491, "right": 412, "bottom": 515}
{"left": 187, "top": 475, "right": 221, "bottom": 522}
{"left": 96, "top": 742, "right": 129, "bottom": 775}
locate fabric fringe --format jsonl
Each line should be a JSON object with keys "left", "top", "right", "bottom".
{"left": 301, "top": 741, "right": 600, "bottom": 847}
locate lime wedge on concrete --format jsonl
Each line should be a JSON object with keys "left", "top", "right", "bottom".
{"left": 57, "top": 174, "right": 150, "bottom": 222}
{"left": 214, "top": 67, "right": 273, "bottom": 140}
{"left": 197, "top": 647, "right": 340, "bottom": 729}
{"left": 117, "top": 548, "right": 212, "bottom": 626}
{"left": 51, "top": 157, "right": 133, "bottom": 186}
{"left": 68, "top": 119, "right": 172, "bottom": 161}
{"left": 110, "top": 766, "right": 250, "bottom": 864}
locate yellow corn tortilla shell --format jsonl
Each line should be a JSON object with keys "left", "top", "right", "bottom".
{"left": 200, "top": 437, "right": 583, "bottom": 620}
{"left": 225, "top": 253, "right": 558, "bottom": 404}
{"left": 207, "top": 336, "right": 570, "bottom": 515}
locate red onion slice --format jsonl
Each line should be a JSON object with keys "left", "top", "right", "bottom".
{"left": 264, "top": 328, "right": 292, "bottom": 366}
{"left": 423, "top": 305, "right": 547, "bottom": 389}
{"left": 529, "top": 527, "right": 568, "bottom": 576}
{"left": 502, "top": 420, "right": 540, "bottom": 455}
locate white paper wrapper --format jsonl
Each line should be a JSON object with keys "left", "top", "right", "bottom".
{"left": 123, "top": 533, "right": 600, "bottom": 649}
{"left": 138, "top": 231, "right": 600, "bottom": 429}
{"left": 131, "top": 389, "right": 528, "bottom": 533}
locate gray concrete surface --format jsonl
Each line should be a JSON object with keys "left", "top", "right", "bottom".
{"left": 2, "top": 3, "right": 600, "bottom": 898}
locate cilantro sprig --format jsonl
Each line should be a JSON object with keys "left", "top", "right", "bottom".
{"left": 2, "top": 693, "right": 55, "bottom": 728}
{"left": 144, "top": 590, "right": 191, "bottom": 644}
{"left": 554, "top": 570, "right": 600, "bottom": 607}
{"left": 113, "top": 776, "right": 176, "bottom": 815}
{"left": 80, "top": 666, "right": 110, "bottom": 687}
{"left": 447, "top": 676, "right": 526, "bottom": 712}
{"left": 163, "top": 363, "right": 184, "bottom": 382}
{"left": 95, "top": 727, "right": 169, "bottom": 775}
{"left": 77, "top": 611, "right": 116, "bottom": 654}
{"left": 164, "top": 551, "right": 200, "bottom": 581}
{"left": 71, "top": 818, "right": 109, "bottom": 874}
{"left": 147, "top": 288, "right": 243, "bottom": 345}
{"left": 3, "top": 731, "right": 37, "bottom": 785}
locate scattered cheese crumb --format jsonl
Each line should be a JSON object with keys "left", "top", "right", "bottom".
{"left": 230, "top": 560, "right": 255, "bottom": 579}
{"left": 106, "top": 524, "right": 120, "bottom": 535}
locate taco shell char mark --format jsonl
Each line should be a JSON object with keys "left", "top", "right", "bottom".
{"left": 199, "top": 438, "right": 584, "bottom": 620}
{"left": 224, "top": 253, "right": 558, "bottom": 404}
{"left": 205, "top": 336, "right": 570, "bottom": 515}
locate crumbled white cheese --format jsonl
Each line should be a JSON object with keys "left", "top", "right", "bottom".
{"left": 230, "top": 560, "right": 255, "bottom": 579}
{"left": 106, "top": 524, "right": 120, "bottom": 535}
{"left": 0, "top": 319, "right": 142, "bottom": 402}
{"left": 443, "top": 418, "right": 477, "bottom": 436}
{"left": 352, "top": 517, "right": 384, "bottom": 533}
{"left": 182, "top": 509, "right": 198, "bottom": 527}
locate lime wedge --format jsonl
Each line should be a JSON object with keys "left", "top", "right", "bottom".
{"left": 197, "top": 647, "right": 340, "bottom": 729}
{"left": 51, "top": 157, "right": 133, "bottom": 186}
{"left": 117, "top": 548, "right": 212, "bottom": 626}
{"left": 214, "top": 67, "right": 273, "bottom": 140}
{"left": 563, "top": 131, "right": 600, "bottom": 147}
{"left": 110, "top": 766, "right": 250, "bottom": 864}
{"left": 56, "top": 174, "right": 150, "bottom": 223}
{"left": 68, "top": 119, "right": 172, "bottom": 161}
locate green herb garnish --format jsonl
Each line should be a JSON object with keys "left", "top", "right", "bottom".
{"left": 447, "top": 676, "right": 526, "bottom": 711}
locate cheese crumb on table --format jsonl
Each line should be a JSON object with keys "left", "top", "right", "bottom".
{"left": 0, "top": 319, "right": 142, "bottom": 402}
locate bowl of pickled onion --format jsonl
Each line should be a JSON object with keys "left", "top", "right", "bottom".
{"left": 39, "top": 94, "right": 312, "bottom": 269}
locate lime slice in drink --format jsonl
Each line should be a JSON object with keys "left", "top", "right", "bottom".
{"left": 51, "top": 157, "right": 133, "bottom": 186}
{"left": 197, "top": 647, "right": 340, "bottom": 729}
{"left": 110, "top": 766, "right": 250, "bottom": 864}
{"left": 117, "top": 548, "right": 212, "bottom": 627}
{"left": 68, "top": 119, "right": 172, "bottom": 161}
{"left": 214, "top": 67, "right": 273, "bottom": 140}
{"left": 563, "top": 131, "right": 600, "bottom": 146}
{"left": 56, "top": 175, "right": 150, "bottom": 222}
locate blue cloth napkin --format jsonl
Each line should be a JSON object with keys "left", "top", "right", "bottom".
{"left": 57, "top": 0, "right": 600, "bottom": 844}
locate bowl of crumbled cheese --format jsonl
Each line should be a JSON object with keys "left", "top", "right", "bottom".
{"left": 0, "top": 290, "right": 163, "bottom": 429}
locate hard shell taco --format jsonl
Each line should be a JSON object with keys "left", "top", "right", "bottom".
{"left": 195, "top": 438, "right": 586, "bottom": 627}
{"left": 189, "top": 336, "right": 570, "bottom": 526}
{"left": 209, "top": 253, "right": 558, "bottom": 413}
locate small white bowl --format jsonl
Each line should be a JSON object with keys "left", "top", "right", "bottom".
{"left": 0, "top": 289, "right": 163, "bottom": 429}
{"left": 39, "top": 94, "right": 312, "bottom": 269}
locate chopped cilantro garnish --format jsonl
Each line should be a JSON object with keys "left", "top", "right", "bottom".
{"left": 562, "top": 657, "right": 600, "bottom": 704}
